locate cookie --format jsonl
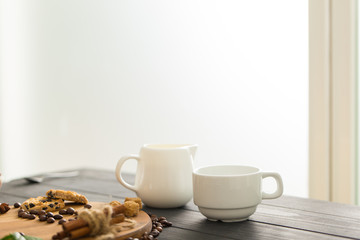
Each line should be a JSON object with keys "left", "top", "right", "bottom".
{"left": 21, "top": 196, "right": 65, "bottom": 212}
{"left": 46, "top": 189, "right": 88, "bottom": 204}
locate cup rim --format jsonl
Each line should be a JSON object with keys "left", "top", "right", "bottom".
{"left": 143, "top": 144, "right": 197, "bottom": 149}
{"left": 193, "top": 165, "right": 260, "bottom": 177}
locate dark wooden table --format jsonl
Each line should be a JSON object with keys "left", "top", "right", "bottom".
{"left": 1, "top": 169, "right": 359, "bottom": 240}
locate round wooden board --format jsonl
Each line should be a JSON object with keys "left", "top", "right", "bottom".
{"left": 0, "top": 202, "right": 152, "bottom": 240}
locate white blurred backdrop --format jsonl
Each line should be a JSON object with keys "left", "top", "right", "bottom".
{"left": 0, "top": 0, "right": 308, "bottom": 197}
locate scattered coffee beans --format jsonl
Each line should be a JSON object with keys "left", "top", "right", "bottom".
{"left": 84, "top": 204, "right": 92, "bottom": 209}
{"left": 18, "top": 209, "right": 25, "bottom": 217}
{"left": 125, "top": 213, "right": 171, "bottom": 240}
{"left": 22, "top": 213, "right": 30, "bottom": 219}
{"left": 54, "top": 214, "right": 63, "bottom": 220}
{"left": 14, "top": 202, "right": 21, "bottom": 208}
{"left": 58, "top": 219, "right": 67, "bottom": 225}
{"left": 47, "top": 217, "right": 55, "bottom": 223}
{"left": 59, "top": 209, "right": 67, "bottom": 215}
{"left": 30, "top": 210, "right": 38, "bottom": 215}
{"left": 39, "top": 210, "right": 46, "bottom": 216}
{"left": 39, "top": 215, "right": 47, "bottom": 221}
{"left": 66, "top": 207, "right": 75, "bottom": 215}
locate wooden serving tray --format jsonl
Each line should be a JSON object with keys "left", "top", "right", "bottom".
{"left": 0, "top": 202, "right": 152, "bottom": 240}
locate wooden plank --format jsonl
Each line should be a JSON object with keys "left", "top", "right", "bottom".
{"left": 0, "top": 191, "right": 351, "bottom": 240}
{"left": 7, "top": 169, "right": 359, "bottom": 238}
{"left": 1, "top": 169, "right": 359, "bottom": 240}
{"left": 262, "top": 195, "right": 360, "bottom": 220}
{"left": 141, "top": 207, "right": 350, "bottom": 240}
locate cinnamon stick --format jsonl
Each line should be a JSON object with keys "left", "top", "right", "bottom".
{"left": 62, "top": 218, "right": 88, "bottom": 232}
{"left": 69, "top": 227, "right": 91, "bottom": 240}
{"left": 60, "top": 205, "right": 127, "bottom": 239}
{"left": 56, "top": 231, "right": 68, "bottom": 239}
{"left": 112, "top": 205, "right": 125, "bottom": 217}
{"left": 110, "top": 214, "right": 125, "bottom": 225}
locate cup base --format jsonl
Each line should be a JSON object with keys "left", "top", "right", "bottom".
{"left": 198, "top": 206, "right": 257, "bottom": 222}
{"left": 207, "top": 217, "right": 249, "bottom": 222}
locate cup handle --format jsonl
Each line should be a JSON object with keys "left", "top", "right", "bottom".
{"left": 261, "top": 172, "right": 284, "bottom": 199}
{"left": 115, "top": 154, "right": 140, "bottom": 192}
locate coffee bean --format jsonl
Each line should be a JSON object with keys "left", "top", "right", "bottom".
{"left": 58, "top": 219, "right": 67, "bottom": 225}
{"left": 39, "top": 210, "right": 46, "bottom": 216}
{"left": 22, "top": 213, "right": 30, "bottom": 219}
{"left": 18, "top": 212, "right": 24, "bottom": 217}
{"left": 66, "top": 207, "right": 75, "bottom": 215}
{"left": 84, "top": 204, "right": 92, "bottom": 209}
{"left": 30, "top": 210, "right": 38, "bottom": 215}
{"left": 155, "top": 227, "right": 162, "bottom": 232}
{"left": 18, "top": 209, "right": 25, "bottom": 217}
{"left": 47, "top": 217, "right": 55, "bottom": 223}
{"left": 39, "top": 215, "right": 47, "bottom": 221}
{"left": 150, "top": 229, "right": 159, "bottom": 237}
{"left": 150, "top": 215, "right": 158, "bottom": 222}
{"left": 46, "top": 212, "right": 54, "bottom": 218}
{"left": 54, "top": 214, "right": 63, "bottom": 220}
{"left": 158, "top": 217, "right": 166, "bottom": 221}
{"left": 160, "top": 220, "right": 172, "bottom": 227}
{"left": 28, "top": 214, "right": 36, "bottom": 220}
{"left": 59, "top": 209, "right": 67, "bottom": 215}
{"left": 14, "top": 202, "right": 21, "bottom": 208}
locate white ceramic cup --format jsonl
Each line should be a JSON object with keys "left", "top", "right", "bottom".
{"left": 193, "top": 165, "right": 283, "bottom": 222}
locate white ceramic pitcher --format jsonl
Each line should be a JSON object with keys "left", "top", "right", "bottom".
{"left": 116, "top": 144, "right": 198, "bottom": 208}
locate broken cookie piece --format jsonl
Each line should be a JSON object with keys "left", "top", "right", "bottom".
{"left": 46, "top": 189, "right": 88, "bottom": 204}
{"left": 21, "top": 196, "right": 65, "bottom": 212}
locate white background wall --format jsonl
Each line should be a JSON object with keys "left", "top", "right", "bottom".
{"left": 0, "top": 0, "right": 308, "bottom": 197}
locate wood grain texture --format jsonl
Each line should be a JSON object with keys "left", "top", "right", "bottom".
{"left": 1, "top": 168, "right": 359, "bottom": 240}
{"left": 0, "top": 202, "right": 151, "bottom": 240}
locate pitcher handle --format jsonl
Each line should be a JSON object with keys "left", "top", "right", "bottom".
{"left": 115, "top": 154, "right": 140, "bottom": 192}
{"left": 261, "top": 172, "right": 284, "bottom": 199}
